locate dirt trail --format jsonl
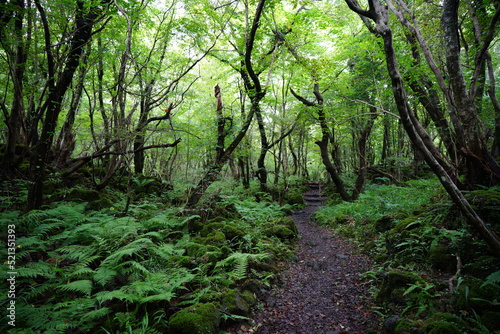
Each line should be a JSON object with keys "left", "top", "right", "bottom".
{"left": 251, "top": 183, "right": 381, "bottom": 334}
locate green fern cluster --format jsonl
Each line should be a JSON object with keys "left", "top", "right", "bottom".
{"left": 0, "top": 202, "right": 197, "bottom": 333}
{"left": 0, "top": 193, "right": 293, "bottom": 333}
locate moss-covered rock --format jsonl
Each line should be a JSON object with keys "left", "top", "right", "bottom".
{"left": 86, "top": 196, "right": 114, "bottom": 211}
{"left": 429, "top": 244, "right": 456, "bottom": 272}
{"left": 280, "top": 217, "right": 298, "bottom": 235}
{"left": 422, "top": 313, "right": 469, "bottom": 334}
{"left": 462, "top": 255, "right": 500, "bottom": 279}
{"left": 263, "top": 225, "right": 297, "bottom": 240}
{"left": 167, "top": 303, "right": 220, "bottom": 334}
{"left": 170, "top": 255, "right": 199, "bottom": 269}
{"left": 185, "top": 242, "right": 219, "bottom": 258}
{"left": 377, "top": 270, "right": 423, "bottom": 305}
{"left": 480, "top": 311, "right": 500, "bottom": 332}
{"left": 220, "top": 289, "right": 257, "bottom": 317}
{"left": 201, "top": 222, "right": 245, "bottom": 241}
{"left": 384, "top": 217, "right": 423, "bottom": 259}
{"left": 384, "top": 316, "right": 421, "bottom": 334}
{"left": 375, "top": 214, "right": 398, "bottom": 233}
{"left": 282, "top": 190, "right": 305, "bottom": 206}
{"left": 455, "top": 276, "right": 500, "bottom": 311}
{"left": 67, "top": 187, "right": 101, "bottom": 202}
{"left": 393, "top": 318, "right": 420, "bottom": 334}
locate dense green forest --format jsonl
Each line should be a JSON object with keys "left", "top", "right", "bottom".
{"left": 1, "top": 0, "right": 500, "bottom": 333}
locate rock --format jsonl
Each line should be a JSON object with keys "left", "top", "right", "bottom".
{"left": 384, "top": 316, "right": 400, "bottom": 333}
{"left": 374, "top": 214, "right": 397, "bottom": 232}
{"left": 481, "top": 311, "right": 500, "bottom": 332}
{"left": 422, "top": 313, "right": 470, "bottom": 334}
{"left": 220, "top": 289, "right": 256, "bottom": 317}
{"left": 167, "top": 303, "right": 220, "bottom": 334}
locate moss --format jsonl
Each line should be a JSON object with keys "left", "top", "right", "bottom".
{"left": 263, "top": 225, "right": 296, "bottom": 240}
{"left": 86, "top": 196, "right": 114, "bottom": 211}
{"left": 67, "top": 187, "right": 101, "bottom": 202}
{"left": 334, "top": 214, "right": 355, "bottom": 225}
{"left": 462, "top": 256, "right": 500, "bottom": 279}
{"left": 283, "top": 190, "right": 305, "bottom": 206}
{"left": 384, "top": 217, "right": 422, "bottom": 257}
{"left": 170, "top": 255, "right": 199, "bottom": 269}
{"left": 209, "top": 202, "right": 242, "bottom": 220}
{"left": 375, "top": 214, "right": 398, "bottom": 233}
{"left": 455, "top": 276, "right": 500, "bottom": 311}
{"left": 480, "top": 311, "right": 500, "bottom": 332}
{"left": 378, "top": 270, "right": 422, "bottom": 304}
{"left": 429, "top": 244, "right": 456, "bottom": 272}
{"left": 187, "top": 218, "right": 204, "bottom": 234}
{"left": 393, "top": 318, "right": 420, "bottom": 334}
{"left": 201, "top": 222, "right": 245, "bottom": 241}
{"left": 276, "top": 216, "right": 298, "bottom": 236}
{"left": 220, "top": 289, "right": 256, "bottom": 317}
{"left": 422, "top": 313, "right": 468, "bottom": 334}
{"left": 167, "top": 303, "right": 220, "bottom": 334}
{"left": 185, "top": 241, "right": 220, "bottom": 258}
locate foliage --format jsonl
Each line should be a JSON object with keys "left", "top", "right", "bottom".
{"left": 314, "top": 178, "right": 500, "bottom": 333}
{"left": 0, "top": 191, "right": 295, "bottom": 333}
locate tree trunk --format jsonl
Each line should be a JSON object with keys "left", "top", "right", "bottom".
{"left": 27, "top": 0, "right": 101, "bottom": 210}
{"left": 441, "top": 0, "right": 500, "bottom": 188}
{"left": 185, "top": 0, "right": 267, "bottom": 209}
{"left": 291, "top": 85, "right": 351, "bottom": 201}
{"left": 345, "top": 0, "right": 500, "bottom": 254}
{"left": 2, "top": 0, "right": 28, "bottom": 172}
{"left": 352, "top": 109, "right": 377, "bottom": 200}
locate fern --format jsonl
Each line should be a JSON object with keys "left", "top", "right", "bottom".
{"left": 215, "top": 252, "right": 269, "bottom": 280}
{"left": 94, "top": 266, "right": 117, "bottom": 287}
{"left": 57, "top": 244, "right": 96, "bottom": 261}
{"left": 485, "top": 270, "right": 500, "bottom": 284}
{"left": 58, "top": 279, "right": 93, "bottom": 297}
{"left": 16, "top": 261, "right": 56, "bottom": 279}
{"left": 95, "top": 289, "right": 140, "bottom": 303}
{"left": 80, "top": 306, "right": 112, "bottom": 322}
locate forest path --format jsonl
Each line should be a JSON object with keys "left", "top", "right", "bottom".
{"left": 244, "top": 183, "right": 381, "bottom": 334}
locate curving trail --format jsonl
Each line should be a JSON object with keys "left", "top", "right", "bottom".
{"left": 251, "top": 183, "right": 381, "bottom": 334}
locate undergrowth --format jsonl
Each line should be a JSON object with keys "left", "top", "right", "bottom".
{"left": 0, "top": 183, "right": 298, "bottom": 333}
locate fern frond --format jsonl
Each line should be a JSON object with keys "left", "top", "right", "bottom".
{"left": 101, "top": 245, "right": 143, "bottom": 266}
{"left": 151, "top": 243, "right": 180, "bottom": 260}
{"left": 94, "top": 267, "right": 117, "bottom": 287}
{"left": 140, "top": 291, "right": 175, "bottom": 303}
{"left": 58, "top": 279, "right": 93, "bottom": 297}
{"left": 485, "top": 270, "right": 500, "bottom": 285}
{"left": 57, "top": 244, "right": 96, "bottom": 261}
{"left": 118, "top": 260, "right": 151, "bottom": 275}
{"left": 67, "top": 266, "right": 95, "bottom": 279}
{"left": 80, "top": 306, "right": 112, "bottom": 322}
{"left": 17, "top": 261, "right": 56, "bottom": 279}
{"left": 233, "top": 256, "right": 248, "bottom": 281}
{"left": 95, "top": 289, "right": 140, "bottom": 303}
{"left": 215, "top": 252, "right": 269, "bottom": 280}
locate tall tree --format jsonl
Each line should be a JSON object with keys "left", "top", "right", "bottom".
{"left": 344, "top": 0, "right": 500, "bottom": 253}
{"left": 26, "top": 0, "right": 111, "bottom": 209}
{"left": 185, "top": 0, "right": 267, "bottom": 208}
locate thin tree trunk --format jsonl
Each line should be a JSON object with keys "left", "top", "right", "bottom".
{"left": 27, "top": 0, "right": 102, "bottom": 210}
{"left": 345, "top": 0, "right": 500, "bottom": 254}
